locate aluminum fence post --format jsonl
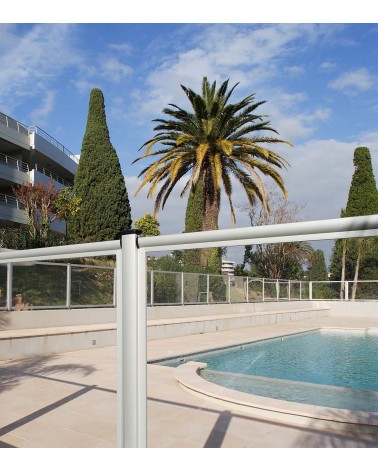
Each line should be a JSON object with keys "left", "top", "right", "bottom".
{"left": 6, "top": 262, "right": 13, "bottom": 311}
{"left": 246, "top": 276, "right": 249, "bottom": 303}
{"left": 150, "top": 270, "right": 154, "bottom": 306}
{"left": 181, "top": 271, "right": 184, "bottom": 306}
{"left": 276, "top": 280, "right": 279, "bottom": 301}
{"left": 113, "top": 267, "right": 116, "bottom": 307}
{"left": 309, "top": 281, "right": 313, "bottom": 301}
{"left": 228, "top": 275, "right": 231, "bottom": 303}
{"left": 345, "top": 281, "right": 349, "bottom": 301}
{"left": 117, "top": 229, "right": 146, "bottom": 448}
{"left": 300, "top": 280, "right": 302, "bottom": 300}
{"left": 207, "top": 274, "right": 210, "bottom": 304}
{"left": 262, "top": 278, "right": 265, "bottom": 302}
{"left": 66, "top": 263, "right": 71, "bottom": 309}
{"left": 288, "top": 280, "right": 291, "bottom": 301}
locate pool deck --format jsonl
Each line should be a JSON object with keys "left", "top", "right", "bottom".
{"left": 0, "top": 315, "right": 377, "bottom": 448}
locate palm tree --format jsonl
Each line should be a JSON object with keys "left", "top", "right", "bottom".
{"left": 133, "top": 77, "right": 291, "bottom": 267}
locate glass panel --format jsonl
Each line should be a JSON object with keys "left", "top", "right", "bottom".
{"left": 209, "top": 274, "right": 228, "bottom": 303}
{"left": 353, "top": 281, "right": 378, "bottom": 300}
{"left": 278, "top": 281, "right": 289, "bottom": 300}
{"left": 13, "top": 263, "right": 67, "bottom": 307}
{"left": 312, "top": 281, "right": 340, "bottom": 300}
{"left": 247, "top": 279, "right": 264, "bottom": 302}
{"left": 0, "top": 264, "right": 7, "bottom": 310}
{"left": 230, "top": 276, "right": 248, "bottom": 303}
{"left": 183, "top": 272, "right": 207, "bottom": 304}
{"left": 71, "top": 265, "right": 114, "bottom": 306}
{"left": 153, "top": 271, "right": 181, "bottom": 304}
{"left": 264, "top": 280, "right": 278, "bottom": 300}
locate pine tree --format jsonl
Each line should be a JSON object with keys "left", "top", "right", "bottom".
{"left": 70, "top": 88, "right": 132, "bottom": 242}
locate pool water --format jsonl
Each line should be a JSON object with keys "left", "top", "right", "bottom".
{"left": 160, "top": 329, "right": 378, "bottom": 411}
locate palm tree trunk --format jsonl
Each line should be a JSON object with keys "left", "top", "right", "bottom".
{"left": 201, "top": 190, "right": 221, "bottom": 273}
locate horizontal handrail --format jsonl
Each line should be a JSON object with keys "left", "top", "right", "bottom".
{"left": 0, "top": 192, "right": 24, "bottom": 209}
{"left": 0, "top": 153, "right": 29, "bottom": 172}
{"left": 0, "top": 112, "right": 29, "bottom": 136}
{"left": 34, "top": 163, "right": 73, "bottom": 187}
{"left": 0, "top": 110, "right": 79, "bottom": 165}
{"left": 30, "top": 126, "right": 79, "bottom": 164}
{"left": 139, "top": 215, "right": 378, "bottom": 251}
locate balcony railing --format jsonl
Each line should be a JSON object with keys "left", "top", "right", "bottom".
{"left": 0, "top": 112, "right": 29, "bottom": 136}
{"left": 0, "top": 111, "right": 79, "bottom": 165}
{"left": 0, "top": 152, "right": 29, "bottom": 172}
{"left": 29, "top": 126, "right": 79, "bottom": 164}
{"left": 0, "top": 192, "right": 24, "bottom": 210}
{"left": 35, "top": 163, "right": 73, "bottom": 187}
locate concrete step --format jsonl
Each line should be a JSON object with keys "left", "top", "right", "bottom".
{"left": 0, "top": 306, "right": 330, "bottom": 360}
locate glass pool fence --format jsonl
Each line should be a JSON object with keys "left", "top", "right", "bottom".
{"left": 0, "top": 265, "right": 376, "bottom": 310}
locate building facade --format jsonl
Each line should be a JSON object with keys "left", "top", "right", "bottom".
{"left": 0, "top": 111, "right": 78, "bottom": 234}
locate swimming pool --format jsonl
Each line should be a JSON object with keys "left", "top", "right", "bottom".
{"left": 160, "top": 329, "right": 378, "bottom": 412}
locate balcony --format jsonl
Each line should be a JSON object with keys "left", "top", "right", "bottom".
{"left": 0, "top": 153, "right": 29, "bottom": 188}
{"left": 0, "top": 112, "right": 79, "bottom": 176}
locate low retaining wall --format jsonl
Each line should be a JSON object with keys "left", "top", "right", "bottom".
{"left": 0, "top": 301, "right": 376, "bottom": 360}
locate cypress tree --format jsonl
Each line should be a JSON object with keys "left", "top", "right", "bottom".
{"left": 70, "top": 88, "right": 132, "bottom": 242}
{"left": 307, "top": 250, "right": 328, "bottom": 281}
{"left": 345, "top": 147, "right": 378, "bottom": 216}
{"left": 330, "top": 147, "right": 378, "bottom": 292}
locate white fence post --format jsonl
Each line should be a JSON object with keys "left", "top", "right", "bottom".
{"left": 117, "top": 230, "right": 146, "bottom": 448}
{"left": 181, "top": 271, "right": 184, "bottom": 306}
{"left": 150, "top": 270, "right": 154, "bottom": 306}
{"left": 206, "top": 274, "right": 210, "bottom": 304}
{"left": 228, "top": 275, "right": 231, "bottom": 303}
{"left": 345, "top": 281, "right": 349, "bottom": 301}
{"left": 6, "top": 262, "right": 13, "bottom": 311}
{"left": 262, "top": 278, "right": 265, "bottom": 302}
{"left": 66, "top": 263, "right": 71, "bottom": 309}
{"left": 309, "top": 281, "right": 313, "bottom": 301}
{"left": 246, "top": 276, "right": 249, "bottom": 303}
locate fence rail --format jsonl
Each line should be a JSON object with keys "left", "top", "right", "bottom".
{"left": 1, "top": 263, "right": 376, "bottom": 311}
{"left": 0, "top": 261, "right": 115, "bottom": 310}
{"left": 146, "top": 270, "right": 378, "bottom": 305}
{"left": 30, "top": 126, "right": 79, "bottom": 164}
{"left": 35, "top": 163, "right": 73, "bottom": 187}
{"left": 0, "top": 192, "right": 24, "bottom": 210}
{"left": 0, "top": 152, "right": 29, "bottom": 172}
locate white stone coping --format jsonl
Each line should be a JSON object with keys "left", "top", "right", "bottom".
{"left": 0, "top": 323, "right": 116, "bottom": 340}
{"left": 173, "top": 361, "right": 378, "bottom": 433}
{"left": 147, "top": 306, "right": 329, "bottom": 327}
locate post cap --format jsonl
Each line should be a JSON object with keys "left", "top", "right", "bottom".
{"left": 120, "top": 229, "right": 143, "bottom": 238}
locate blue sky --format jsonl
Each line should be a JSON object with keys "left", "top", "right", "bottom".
{"left": 1, "top": 15, "right": 377, "bottom": 263}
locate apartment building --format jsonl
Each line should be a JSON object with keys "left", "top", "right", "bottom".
{"left": 0, "top": 111, "right": 78, "bottom": 234}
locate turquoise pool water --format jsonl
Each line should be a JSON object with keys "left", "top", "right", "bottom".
{"left": 158, "top": 329, "right": 378, "bottom": 411}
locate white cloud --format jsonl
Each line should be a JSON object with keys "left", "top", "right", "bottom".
{"left": 328, "top": 68, "right": 375, "bottom": 95}
{"left": 0, "top": 24, "right": 79, "bottom": 111}
{"left": 320, "top": 61, "right": 336, "bottom": 71}
{"left": 130, "top": 24, "right": 336, "bottom": 119}
{"left": 108, "top": 42, "right": 133, "bottom": 55}
{"left": 30, "top": 90, "right": 55, "bottom": 125}
{"left": 99, "top": 57, "right": 133, "bottom": 83}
